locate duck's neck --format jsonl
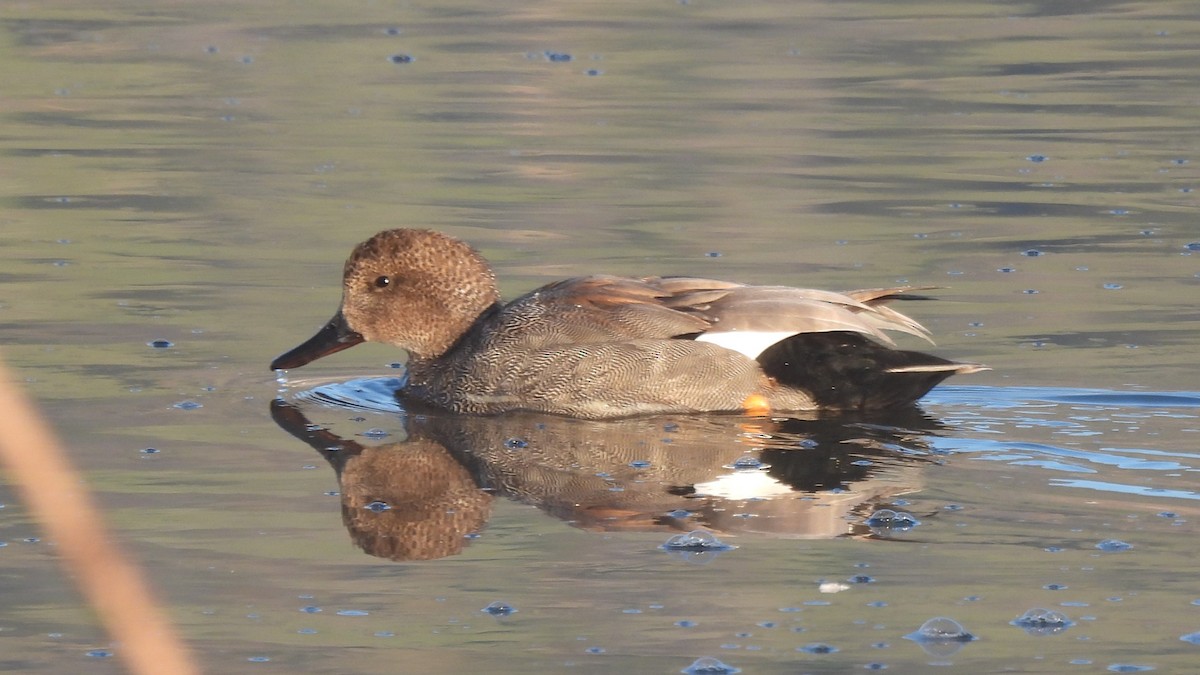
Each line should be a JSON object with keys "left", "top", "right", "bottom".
{"left": 403, "top": 301, "right": 504, "bottom": 403}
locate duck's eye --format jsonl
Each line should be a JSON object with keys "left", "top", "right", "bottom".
{"left": 373, "top": 276, "right": 391, "bottom": 288}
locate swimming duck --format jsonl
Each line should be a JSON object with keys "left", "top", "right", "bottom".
{"left": 271, "top": 229, "right": 985, "bottom": 418}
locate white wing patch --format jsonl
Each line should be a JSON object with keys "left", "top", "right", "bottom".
{"left": 696, "top": 330, "right": 798, "bottom": 360}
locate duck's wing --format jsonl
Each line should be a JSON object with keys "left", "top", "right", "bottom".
{"left": 482, "top": 275, "right": 712, "bottom": 349}
{"left": 648, "top": 277, "right": 937, "bottom": 359}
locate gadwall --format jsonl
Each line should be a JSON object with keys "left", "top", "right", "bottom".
{"left": 271, "top": 229, "right": 985, "bottom": 418}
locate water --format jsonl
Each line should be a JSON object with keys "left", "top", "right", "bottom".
{"left": 2, "top": 1, "right": 1200, "bottom": 672}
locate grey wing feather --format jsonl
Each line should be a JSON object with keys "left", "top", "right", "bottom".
{"left": 649, "top": 278, "right": 936, "bottom": 345}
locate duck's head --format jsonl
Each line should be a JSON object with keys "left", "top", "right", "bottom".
{"left": 270, "top": 229, "right": 500, "bottom": 370}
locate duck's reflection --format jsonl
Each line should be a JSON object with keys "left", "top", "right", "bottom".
{"left": 270, "top": 397, "right": 945, "bottom": 561}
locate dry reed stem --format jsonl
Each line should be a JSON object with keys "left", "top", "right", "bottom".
{"left": 0, "top": 355, "right": 200, "bottom": 675}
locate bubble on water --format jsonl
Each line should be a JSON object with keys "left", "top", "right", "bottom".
{"left": 1026, "top": 154, "right": 1048, "bottom": 162}
{"left": 798, "top": 643, "right": 839, "bottom": 654}
{"left": 666, "top": 509, "right": 692, "bottom": 519}
{"left": 545, "top": 51, "right": 573, "bottom": 62}
{"left": 904, "top": 617, "right": 975, "bottom": 658}
{"left": 676, "top": 619, "right": 698, "bottom": 627}
{"left": 336, "top": 609, "right": 369, "bottom": 616}
{"left": 384, "top": 27, "right": 402, "bottom": 36}
{"left": 705, "top": 251, "right": 723, "bottom": 258}
{"left": 299, "top": 605, "right": 322, "bottom": 613}
{"left": 1107, "top": 665, "right": 1155, "bottom": 673}
{"left": 864, "top": 663, "right": 889, "bottom": 671}
{"left": 147, "top": 339, "right": 174, "bottom": 348}
{"left": 85, "top": 650, "right": 113, "bottom": 658}
{"left": 584, "top": 646, "right": 605, "bottom": 654}
{"left": 726, "top": 456, "right": 767, "bottom": 471}
{"left": 629, "top": 459, "right": 652, "bottom": 469}
{"left": 1181, "top": 632, "right": 1200, "bottom": 645}
{"left": 1158, "top": 511, "right": 1178, "bottom": 519}
{"left": 1095, "top": 539, "right": 1132, "bottom": 552}
{"left": 482, "top": 601, "right": 517, "bottom": 617}
{"left": 1109, "top": 209, "right": 1129, "bottom": 215}
{"left": 363, "top": 501, "right": 391, "bottom": 513}
{"left": 1044, "top": 583, "right": 1068, "bottom": 591}
{"left": 1022, "top": 249, "right": 1043, "bottom": 257}
{"left": 361, "top": 428, "right": 389, "bottom": 438}
{"left": 1011, "top": 608, "right": 1074, "bottom": 636}
{"left": 661, "top": 529, "right": 736, "bottom": 552}
{"left": 1022, "top": 289, "right": 1039, "bottom": 295}
{"left": 998, "top": 266, "right": 1016, "bottom": 273}
{"left": 1184, "top": 242, "right": 1200, "bottom": 251}
{"left": 906, "top": 617, "right": 975, "bottom": 642}
{"left": 504, "top": 437, "right": 529, "bottom": 449}
{"left": 173, "top": 400, "right": 202, "bottom": 410}
{"left": 848, "top": 575, "right": 875, "bottom": 584}
{"left": 140, "top": 447, "right": 160, "bottom": 455}
{"left": 247, "top": 656, "right": 271, "bottom": 663}
{"left": 864, "top": 509, "right": 921, "bottom": 532}
{"left": 388, "top": 54, "right": 414, "bottom": 64}
{"left": 682, "top": 656, "right": 740, "bottom": 674}
{"left": 1102, "top": 283, "right": 1124, "bottom": 290}
{"left": 586, "top": 69, "right": 603, "bottom": 76}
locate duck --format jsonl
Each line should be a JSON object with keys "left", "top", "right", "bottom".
{"left": 271, "top": 229, "right": 986, "bottom": 419}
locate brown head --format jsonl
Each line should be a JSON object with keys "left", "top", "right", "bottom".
{"left": 270, "top": 229, "right": 500, "bottom": 370}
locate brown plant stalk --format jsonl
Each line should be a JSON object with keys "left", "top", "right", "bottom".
{"left": 0, "top": 354, "right": 199, "bottom": 675}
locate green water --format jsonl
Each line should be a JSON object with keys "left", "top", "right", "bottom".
{"left": 2, "top": 1, "right": 1199, "bottom": 672}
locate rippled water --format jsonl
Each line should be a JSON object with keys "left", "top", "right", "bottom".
{"left": 2, "top": 0, "right": 1200, "bottom": 672}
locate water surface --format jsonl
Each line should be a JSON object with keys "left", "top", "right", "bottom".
{"left": 1, "top": 1, "right": 1199, "bottom": 672}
